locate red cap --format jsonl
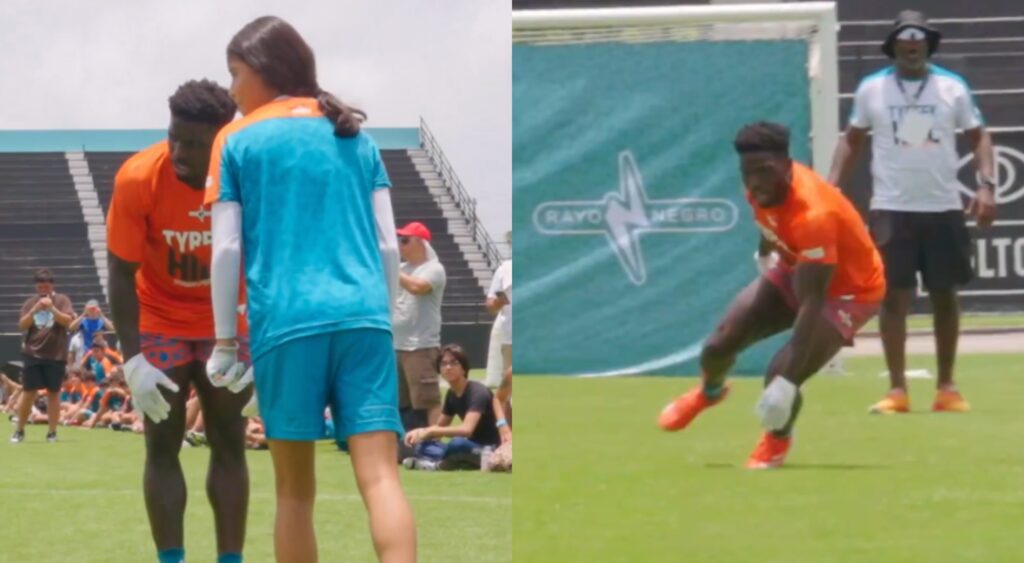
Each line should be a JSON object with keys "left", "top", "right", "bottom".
{"left": 396, "top": 221, "right": 432, "bottom": 242}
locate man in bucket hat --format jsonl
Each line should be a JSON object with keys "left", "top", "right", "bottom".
{"left": 828, "top": 9, "right": 996, "bottom": 415}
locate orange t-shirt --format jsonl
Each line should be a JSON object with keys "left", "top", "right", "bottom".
{"left": 100, "top": 387, "right": 129, "bottom": 411}
{"left": 107, "top": 141, "right": 247, "bottom": 338}
{"left": 61, "top": 382, "right": 85, "bottom": 402}
{"left": 749, "top": 162, "right": 886, "bottom": 303}
{"left": 77, "top": 349, "right": 123, "bottom": 373}
{"left": 80, "top": 383, "right": 99, "bottom": 406}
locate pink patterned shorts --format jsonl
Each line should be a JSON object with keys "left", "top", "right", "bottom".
{"left": 764, "top": 265, "right": 880, "bottom": 345}
{"left": 140, "top": 333, "right": 251, "bottom": 371}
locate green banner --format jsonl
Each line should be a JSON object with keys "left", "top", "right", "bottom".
{"left": 513, "top": 39, "right": 811, "bottom": 376}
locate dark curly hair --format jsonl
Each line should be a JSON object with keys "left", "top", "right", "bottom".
{"left": 734, "top": 121, "right": 790, "bottom": 156}
{"left": 168, "top": 79, "right": 236, "bottom": 126}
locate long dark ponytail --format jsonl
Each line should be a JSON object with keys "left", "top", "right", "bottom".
{"left": 227, "top": 16, "right": 364, "bottom": 137}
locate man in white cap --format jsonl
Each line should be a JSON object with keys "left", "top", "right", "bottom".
{"left": 828, "top": 9, "right": 995, "bottom": 414}
{"left": 69, "top": 299, "right": 115, "bottom": 353}
{"left": 394, "top": 221, "right": 447, "bottom": 424}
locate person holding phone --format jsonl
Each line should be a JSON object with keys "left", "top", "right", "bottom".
{"left": 12, "top": 268, "right": 75, "bottom": 443}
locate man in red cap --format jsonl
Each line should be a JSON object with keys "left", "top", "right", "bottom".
{"left": 393, "top": 221, "right": 447, "bottom": 424}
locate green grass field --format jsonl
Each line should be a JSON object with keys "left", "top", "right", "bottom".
{"left": 862, "top": 313, "right": 1024, "bottom": 333}
{"left": 0, "top": 424, "right": 510, "bottom": 562}
{"left": 514, "top": 354, "right": 1024, "bottom": 563}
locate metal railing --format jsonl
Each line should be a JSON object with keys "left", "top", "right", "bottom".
{"left": 418, "top": 118, "right": 504, "bottom": 271}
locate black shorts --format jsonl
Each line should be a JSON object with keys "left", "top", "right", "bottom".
{"left": 21, "top": 357, "right": 65, "bottom": 392}
{"left": 869, "top": 210, "right": 973, "bottom": 291}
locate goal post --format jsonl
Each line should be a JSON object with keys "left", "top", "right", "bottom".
{"left": 513, "top": 3, "right": 842, "bottom": 376}
{"left": 514, "top": 2, "right": 840, "bottom": 177}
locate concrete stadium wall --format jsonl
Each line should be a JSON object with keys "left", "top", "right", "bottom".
{"left": 0, "top": 128, "right": 422, "bottom": 152}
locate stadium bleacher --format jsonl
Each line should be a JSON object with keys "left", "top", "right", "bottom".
{"left": 1, "top": 129, "right": 500, "bottom": 365}
{"left": 84, "top": 149, "right": 489, "bottom": 324}
{"left": 0, "top": 153, "right": 105, "bottom": 325}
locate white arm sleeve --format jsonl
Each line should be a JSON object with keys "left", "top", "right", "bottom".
{"left": 373, "top": 189, "right": 400, "bottom": 314}
{"left": 211, "top": 201, "right": 243, "bottom": 340}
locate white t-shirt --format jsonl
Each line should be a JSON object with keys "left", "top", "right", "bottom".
{"left": 849, "top": 64, "right": 984, "bottom": 212}
{"left": 392, "top": 260, "right": 446, "bottom": 351}
{"left": 67, "top": 332, "right": 84, "bottom": 363}
{"left": 487, "top": 260, "right": 512, "bottom": 345}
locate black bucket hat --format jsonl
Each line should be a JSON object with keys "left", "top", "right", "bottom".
{"left": 882, "top": 10, "right": 941, "bottom": 59}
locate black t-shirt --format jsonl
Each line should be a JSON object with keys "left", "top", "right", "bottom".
{"left": 442, "top": 380, "right": 500, "bottom": 447}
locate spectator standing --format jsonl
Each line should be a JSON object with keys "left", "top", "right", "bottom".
{"left": 485, "top": 232, "right": 512, "bottom": 389}
{"left": 828, "top": 10, "right": 995, "bottom": 414}
{"left": 485, "top": 258, "right": 512, "bottom": 420}
{"left": 69, "top": 299, "right": 115, "bottom": 350}
{"left": 67, "top": 332, "right": 85, "bottom": 367}
{"left": 11, "top": 269, "right": 75, "bottom": 443}
{"left": 393, "top": 221, "right": 447, "bottom": 424}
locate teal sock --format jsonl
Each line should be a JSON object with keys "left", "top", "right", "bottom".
{"left": 217, "top": 553, "right": 242, "bottom": 563}
{"left": 157, "top": 548, "right": 184, "bottom": 563}
{"left": 702, "top": 383, "right": 724, "bottom": 400}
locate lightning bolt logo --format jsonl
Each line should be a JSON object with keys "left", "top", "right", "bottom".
{"left": 533, "top": 151, "right": 739, "bottom": 285}
{"left": 605, "top": 152, "right": 651, "bottom": 283}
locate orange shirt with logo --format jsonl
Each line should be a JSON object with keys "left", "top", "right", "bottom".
{"left": 749, "top": 162, "right": 886, "bottom": 303}
{"left": 107, "top": 142, "right": 246, "bottom": 338}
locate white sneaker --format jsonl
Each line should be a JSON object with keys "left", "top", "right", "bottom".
{"left": 401, "top": 457, "right": 439, "bottom": 471}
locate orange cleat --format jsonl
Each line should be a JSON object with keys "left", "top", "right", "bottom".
{"left": 868, "top": 390, "right": 910, "bottom": 414}
{"left": 658, "top": 384, "right": 729, "bottom": 432}
{"left": 933, "top": 388, "right": 970, "bottom": 413}
{"left": 746, "top": 432, "right": 792, "bottom": 469}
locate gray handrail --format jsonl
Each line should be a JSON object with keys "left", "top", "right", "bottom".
{"left": 419, "top": 118, "right": 504, "bottom": 271}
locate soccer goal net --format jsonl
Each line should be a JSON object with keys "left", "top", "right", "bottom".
{"left": 513, "top": 2, "right": 840, "bottom": 376}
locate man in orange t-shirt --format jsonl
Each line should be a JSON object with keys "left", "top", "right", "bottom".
{"left": 659, "top": 122, "right": 886, "bottom": 469}
{"left": 106, "top": 80, "right": 249, "bottom": 563}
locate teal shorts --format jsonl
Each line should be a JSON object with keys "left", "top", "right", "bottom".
{"left": 253, "top": 328, "right": 403, "bottom": 443}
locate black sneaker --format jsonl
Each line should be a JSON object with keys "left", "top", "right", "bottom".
{"left": 46, "top": 431, "right": 57, "bottom": 443}
{"left": 10, "top": 430, "right": 24, "bottom": 443}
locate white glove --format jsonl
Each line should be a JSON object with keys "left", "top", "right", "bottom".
{"left": 206, "top": 345, "right": 247, "bottom": 391}
{"left": 123, "top": 354, "right": 180, "bottom": 423}
{"left": 754, "top": 251, "right": 780, "bottom": 274}
{"left": 230, "top": 364, "right": 254, "bottom": 394}
{"left": 756, "top": 376, "right": 798, "bottom": 431}
{"left": 241, "top": 384, "right": 259, "bottom": 418}
{"left": 231, "top": 366, "right": 258, "bottom": 417}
